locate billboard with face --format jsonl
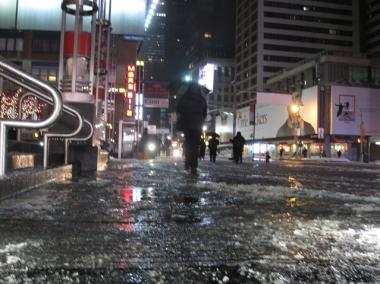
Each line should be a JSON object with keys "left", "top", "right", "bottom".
{"left": 254, "top": 89, "right": 318, "bottom": 140}
{"left": 331, "top": 86, "right": 380, "bottom": 136}
{"left": 198, "top": 64, "right": 215, "bottom": 93}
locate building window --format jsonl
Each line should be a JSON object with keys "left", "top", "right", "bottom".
{"left": 0, "top": 38, "right": 6, "bottom": 51}
{"left": 349, "top": 66, "right": 368, "bottom": 83}
{"left": 32, "top": 64, "right": 58, "bottom": 83}
{"left": 372, "top": 67, "right": 380, "bottom": 84}
{"left": 6, "top": 38, "right": 14, "bottom": 51}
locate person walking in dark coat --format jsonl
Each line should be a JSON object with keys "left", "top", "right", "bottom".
{"left": 208, "top": 134, "right": 219, "bottom": 162}
{"left": 232, "top": 132, "right": 245, "bottom": 164}
{"left": 265, "top": 151, "right": 271, "bottom": 163}
{"left": 199, "top": 138, "right": 206, "bottom": 160}
{"left": 176, "top": 83, "right": 207, "bottom": 174}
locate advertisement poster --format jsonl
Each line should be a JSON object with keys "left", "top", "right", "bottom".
{"left": 253, "top": 89, "right": 318, "bottom": 140}
{"left": 215, "top": 113, "right": 233, "bottom": 143}
{"left": 198, "top": 64, "right": 215, "bottom": 92}
{"left": 236, "top": 106, "right": 255, "bottom": 139}
{"left": 331, "top": 86, "right": 380, "bottom": 136}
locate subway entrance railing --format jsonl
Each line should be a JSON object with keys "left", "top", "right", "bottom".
{"left": 0, "top": 56, "right": 93, "bottom": 178}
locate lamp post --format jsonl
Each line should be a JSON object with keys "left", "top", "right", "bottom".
{"left": 290, "top": 103, "right": 300, "bottom": 158}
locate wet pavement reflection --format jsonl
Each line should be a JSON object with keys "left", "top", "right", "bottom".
{"left": 0, "top": 158, "right": 379, "bottom": 283}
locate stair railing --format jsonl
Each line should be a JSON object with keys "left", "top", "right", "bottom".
{"left": 0, "top": 58, "right": 62, "bottom": 177}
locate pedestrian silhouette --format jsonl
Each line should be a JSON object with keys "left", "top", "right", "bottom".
{"left": 302, "top": 147, "right": 308, "bottom": 158}
{"left": 208, "top": 134, "right": 219, "bottom": 163}
{"left": 176, "top": 82, "right": 207, "bottom": 174}
{"left": 231, "top": 131, "right": 245, "bottom": 164}
{"left": 199, "top": 138, "right": 206, "bottom": 160}
{"left": 265, "top": 151, "right": 271, "bottom": 163}
{"left": 337, "top": 149, "right": 342, "bottom": 158}
{"left": 279, "top": 147, "right": 284, "bottom": 159}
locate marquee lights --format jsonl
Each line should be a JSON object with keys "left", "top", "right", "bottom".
{"left": 0, "top": 89, "right": 46, "bottom": 120}
{"left": 125, "top": 65, "right": 136, "bottom": 118}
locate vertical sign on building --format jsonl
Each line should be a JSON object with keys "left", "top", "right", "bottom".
{"left": 125, "top": 65, "right": 136, "bottom": 120}
{"left": 135, "top": 61, "right": 144, "bottom": 121}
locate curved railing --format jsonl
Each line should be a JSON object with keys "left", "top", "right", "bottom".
{"left": 0, "top": 58, "right": 62, "bottom": 177}
{"left": 64, "top": 120, "right": 94, "bottom": 164}
{"left": 17, "top": 92, "right": 88, "bottom": 169}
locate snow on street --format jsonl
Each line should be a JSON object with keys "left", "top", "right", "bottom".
{"left": 0, "top": 158, "right": 379, "bottom": 283}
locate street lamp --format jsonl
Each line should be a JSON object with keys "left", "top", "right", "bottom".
{"left": 202, "top": 125, "right": 207, "bottom": 139}
{"left": 290, "top": 103, "right": 301, "bottom": 158}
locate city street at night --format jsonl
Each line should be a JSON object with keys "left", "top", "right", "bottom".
{"left": 0, "top": 158, "right": 379, "bottom": 283}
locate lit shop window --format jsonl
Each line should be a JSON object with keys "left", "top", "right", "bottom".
{"left": 32, "top": 65, "right": 58, "bottom": 83}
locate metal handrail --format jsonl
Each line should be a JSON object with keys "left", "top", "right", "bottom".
{"left": 64, "top": 119, "right": 94, "bottom": 164}
{"left": 17, "top": 92, "right": 86, "bottom": 168}
{"left": 0, "top": 58, "right": 62, "bottom": 177}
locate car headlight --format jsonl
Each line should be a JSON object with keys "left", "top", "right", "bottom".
{"left": 147, "top": 142, "right": 156, "bottom": 152}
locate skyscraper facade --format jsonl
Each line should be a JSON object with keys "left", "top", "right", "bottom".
{"left": 235, "top": 0, "right": 360, "bottom": 103}
{"left": 366, "top": 0, "right": 380, "bottom": 57}
{"left": 140, "top": 0, "right": 167, "bottom": 82}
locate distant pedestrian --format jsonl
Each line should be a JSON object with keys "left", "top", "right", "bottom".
{"left": 208, "top": 134, "right": 219, "bottom": 162}
{"left": 231, "top": 131, "right": 245, "bottom": 164}
{"left": 199, "top": 138, "right": 206, "bottom": 160}
{"left": 302, "top": 147, "right": 308, "bottom": 158}
{"left": 164, "top": 137, "right": 171, "bottom": 157}
{"left": 279, "top": 147, "right": 284, "bottom": 159}
{"left": 265, "top": 151, "right": 271, "bottom": 163}
{"left": 337, "top": 149, "right": 342, "bottom": 158}
{"left": 176, "top": 82, "right": 207, "bottom": 174}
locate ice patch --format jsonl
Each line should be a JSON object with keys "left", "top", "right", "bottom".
{"left": 0, "top": 242, "right": 27, "bottom": 253}
{"left": 6, "top": 255, "right": 21, "bottom": 264}
{"left": 4, "top": 275, "right": 17, "bottom": 284}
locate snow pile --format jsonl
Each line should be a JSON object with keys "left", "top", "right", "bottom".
{"left": 0, "top": 242, "right": 28, "bottom": 267}
{"left": 309, "top": 156, "right": 351, "bottom": 162}
{"left": 0, "top": 242, "right": 28, "bottom": 254}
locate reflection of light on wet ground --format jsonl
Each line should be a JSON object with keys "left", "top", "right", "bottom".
{"left": 199, "top": 172, "right": 209, "bottom": 178}
{"left": 288, "top": 176, "right": 302, "bottom": 190}
{"left": 146, "top": 187, "right": 155, "bottom": 201}
{"left": 200, "top": 217, "right": 214, "bottom": 225}
{"left": 272, "top": 212, "right": 295, "bottom": 222}
{"left": 200, "top": 197, "right": 208, "bottom": 206}
{"left": 132, "top": 187, "right": 142, "bottom": 203}
{"left": 120, "top": 187, "right": 134, "bottom": 232}
{"left": 286, "top": 197, "right": 319, "bottom": 208}
{"left": 293, "top": 251, "right": 305, "bottom": 260}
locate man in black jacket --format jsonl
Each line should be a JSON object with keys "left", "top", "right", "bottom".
{"left": 176, "top": 83, "right": 207, "bottom": 174}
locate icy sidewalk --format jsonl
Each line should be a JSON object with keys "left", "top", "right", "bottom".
{"left": 0, "top": 158, "right": 379, "bottom": 283}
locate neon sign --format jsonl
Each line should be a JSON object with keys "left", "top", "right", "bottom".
{"left": 125, "top": 65, "right": 135, "bottom": 118}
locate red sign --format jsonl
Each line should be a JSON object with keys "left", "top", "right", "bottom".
{"left": 144, "top": 82, "right": 169, "bottom": 99}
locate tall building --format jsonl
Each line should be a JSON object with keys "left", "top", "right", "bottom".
{"left": 166, "top": 0, "right": 235, "bottom": 82}
{"left": 166, "top": 0, "right": 236, "bottom": 134}
{"left": 366, "top": 0, "right": 380, "bottom": 57}
{"left": 235, "top": 0, "right": 360, "bottom": 103}
{"left": 141, "top": 0, "right": 167, "bottom": 82}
